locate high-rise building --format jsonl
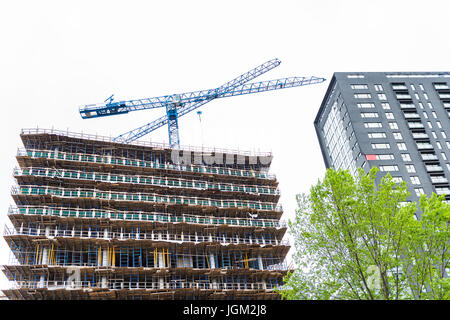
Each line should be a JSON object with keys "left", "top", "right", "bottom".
{"left": 315, "top": 72, "right": 450, "bottom": 215}
{"left": 1, "top": 128, "right": 290, "bottom": 300}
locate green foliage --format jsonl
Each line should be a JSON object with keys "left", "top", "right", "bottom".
{"left": 277, "top": 167, "right": 450, "bottom": 300}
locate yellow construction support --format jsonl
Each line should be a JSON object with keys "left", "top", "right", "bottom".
{"left": 166, "top": 248, "right": 169, "bottom": 267}
{"left": 98, "top": 246, "right": 102, "bottom": 266}
{"left": 162, "top": 248, "right": 166, "bottom": 267}
{"left": 50, "top": 244, "right": 54, "bottom": 265}
{"left": 38, "top": 246, "right": 43, "bottom": 265}
{"left": 112, "top": 247, "right": 116, "bottom": 267}
{"left": 35, "top": 244, "right": 39, "bottom": 264}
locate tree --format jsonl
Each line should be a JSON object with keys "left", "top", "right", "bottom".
{"left": 277, "top": 167, "right": 450, "bottom": 300}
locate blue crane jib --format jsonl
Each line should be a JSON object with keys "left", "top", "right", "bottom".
{"left": 79, "top": 59, "right": 326, "bottom": 148}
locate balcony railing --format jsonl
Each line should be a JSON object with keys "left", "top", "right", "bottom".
{"left": 14, "top": 167, "right": 279, "bottom": 197}
{"left": 430, "top": 177, "right": 448, "bottom": 184}
{"left": 436, "top": 188, "right": 450, "bottom": 195}
{"left": 426, "top": 165, "right": 444, "bottom": 172}
{"left": 404, "top": 113, "right": 420, "bottom": 119}
{"left": 21, "top": 128, "right": 272, "bottom": 157}
{"left": 17, "top": 148, "right": 276, "bottom": 180}
{"left": 8, "top": 205, "right": 287, "bottom": 229}
{"left": 412, "top": 133, "right": 429, "bottom": 139}
{"left": 417, "top": 143, "right": 434, "bottom": 150}
{"left": 4, "top": 226, "right": 290, "bottom": 247}
{"left": 6, "top": 280, "right": 281, "bottom": 291}
{"left": 421, "top": 154, "right": 438, "bottom": 161}
{"left": 12, "top": 185, "right": 283, "bottom": 212}
{"left": 408, "top": 122, "right": 424, "bottom": 128}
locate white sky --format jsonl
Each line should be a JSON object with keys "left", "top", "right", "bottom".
{"left": 1, "top": 0, "right": 450, "bottom": 290}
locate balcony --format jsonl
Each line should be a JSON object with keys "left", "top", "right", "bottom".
{"left": 426, "top": 165, "right": 444, "bottom": 172}
{"left": 421, "top": 153, "right": 438, "bottom": 161}
{"left": 16, "top": 148, "right": 277, "bottom": 181}
{"left": 431, "top": 176, "right": 448, "bottom": 184}
{"left": 435, "top": 187, "right": 450, "bottom": 195}
{"left": 417, "top": 143, "right": 434, "bottom": 150}
{"left": 3, "top": 225, "right": 290, "bottom": 247}
{"left": 8, "top": 205, "right": 287, "bottom": 229}
{"left": 412, "top": 133, "right": 429, "bottom": 139}
{"left": 13, "top": 167, "right": 280, "bottom": 197}
{"left": 12, "top": 185, "right": 283, "bottom": 213}
{"left": 400, "top": 103, "right": 416, "bottom": 110}
{"left": 404, "top": 113, "right": 420, "bottom": 119}
{"left": 408, "top": 122, "right": 424, "bottom": 129}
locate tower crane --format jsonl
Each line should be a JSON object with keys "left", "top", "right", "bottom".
{"left": 79, "top": 59, "right": 326, "bottom": 149}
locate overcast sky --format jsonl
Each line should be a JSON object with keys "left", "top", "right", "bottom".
{"left": 1, "top": 0, "right": 450, "bottom": 290}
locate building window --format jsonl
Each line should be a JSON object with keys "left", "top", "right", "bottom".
{"left": 378, "top": 93, "right": 387, "bottom": 100}
{"left": 415, "top": 188, "right": 425, "bottom": 197}
{"left": 389, "top": 122, "right": 399, "bottom": 130}
{"left": 347, "top": 74, "right": 365, "bottom": 79}
{"left": 361, "top": 112, "right": 379, "bottom": 118}
{"left": 364, "top": 122, "right": 382, "bottom": 128}
{"left": 447, "top": 142, "right": 450, "bottom": 149}
{"left": 419, "top": 84, "right": 425, "bottom": 91}
{"left": 372, "top": 143, "right": 390, "bottom": 149}
{"left": 410, "top": 176, "right": 421, "bottom": 185}
{"left": 434, "top": 83, "right": 449, "bottom": 89}
{"left": 396, "top": 93, "right": 411, "bottom": 99}
{"left": 432, "top": 111, "right": 437, "bottom": 119}
{"left": 437, "top": 142, "right": 442, "bottom": 150}
{"left": 418, "top": 102, "right": 424, "bottom": 109}
{"left": 357, "top": 103, "right": 375, "bottom": 109}
{"left": 392, "top": 177, "right": 403, "bottom": 183}
{"left": 427, "top": 102, "right": 433, "bottom": 109}
{"left": 406, "top": 164, "right": 416, "bottom": 173}
{"left": 442, "top": 153, "right": 447, "bottom": 161}
{"left": 423, "top": 112, "right": 428, "bottom": 119}
{"left": 393, "top": 132, "right": 403, "bottom": 140}
{"left": 401, "top": 153, "right": 411, "bottom": 161}
{"left": 368, "top": 132, "right": 387, "bottom": 139}
{"left": 379, "top": 165, "right": 399, "bottom": 172}
{"left": 385, "top": 112, "right": 395, "bottom": 119}
{"left": 374, "top": 84, "right": 384, "bottom": 92}
{"left": 377, "top": 154, "right": 395, "bottom": 160}
{"left": 351, "top": 84, "right": 369, "bottom": 90}
{"left": 323, "top": 101, "right": 357, "bottom": 174}
{"left": 354, "top": 93, "right": 372, "bottom": 99}
{"left": 424, "top": 93, "right": 429, "bottom": 100}
{"left": 432, "top": 131, "right": 437, "bottom": 139}
{"left": 427, "top": 121, "right": 433, "bottom": 128}
{"left": 415, "top": 93, "right": 420, "bottom": 100}
{"left": 437, "top": 121, "right": 442, "bottom": 128}
{"left": 442, "top": 132, "right": 447, "bottom": 139}
{"left": 381, "top": 102, "right": 391, "bottom": 110}
{"left": 392, "top": 84, "right": 408, "bottom": 90}
{"left": 397, "top": 143, "right": 407, "bottom": 151}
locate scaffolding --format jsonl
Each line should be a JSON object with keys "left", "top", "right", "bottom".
{"left": 1, "top": 129, "right": 291, "bottom": 300}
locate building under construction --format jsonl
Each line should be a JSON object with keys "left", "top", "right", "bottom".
{"left": 2, "top": 128, "right": 290, "bottom": 300}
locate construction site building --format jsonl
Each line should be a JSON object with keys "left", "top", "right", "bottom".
{"left": 1, "top": 128, "right": 290, "bottom": 300}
